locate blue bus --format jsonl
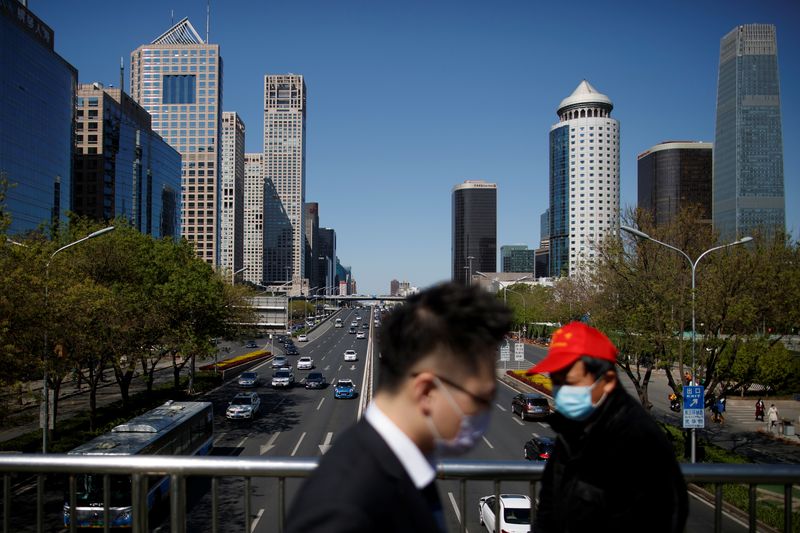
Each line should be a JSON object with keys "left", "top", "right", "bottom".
{"left": 64, "top": 401, "right": 214, "bottom": 528}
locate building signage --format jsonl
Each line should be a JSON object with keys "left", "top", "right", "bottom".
{"left": 1, "top": 0, "right": 54, "bottom": 50}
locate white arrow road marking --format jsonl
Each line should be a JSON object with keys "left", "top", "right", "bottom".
{"left": 319, "top": 432, "right": 334, "bottom": 454}
{"left": 316, "top": 397, "right": 325, "bottom": 410}
{"left": 259, "top": 432, "right": 280, "bottom": 455}
{"left": 350, "top": 364, "right": 356, "bottom": 371}
{"left": 513, "top": 417, "right": 525, "bottom": 426}
{"left": 324, "top": 365, "right": 330, "bottom": 371}
{"left": 291, "top": 432, "right": 306, "bottom": 457}
{"left": 482, "top": 436, "right": 494, "bottom": 449}
{"left": 250, "top": 508, "right": 264, "bottom": 532}
{"left": 495, "top": 403, "right": 507, "bottom": 412}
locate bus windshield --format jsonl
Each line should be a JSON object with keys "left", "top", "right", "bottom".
{"left": 75, "top": 474, "right": 131, "bottom": 507}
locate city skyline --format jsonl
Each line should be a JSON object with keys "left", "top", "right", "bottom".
{"left": 31, "top": 1, "right": 800, "bottom": 294}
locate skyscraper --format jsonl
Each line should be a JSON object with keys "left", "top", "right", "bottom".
{"left": 1, "top": 1, "right": 77, "bottom": 235}
{"left": 73, "top": 83, "right": 181, "bottom": 238}
{"left": 220, "top": 112, "right": 245, "bottom": 280}
{"left": 243, "top": 153, "right": 264, "bottom": 285}
{"left": 638, "top": 141, "right": 712, "bottom": 226}
{"left": 317, "top": 227, "right": 336, "bottom": 294}
{"left": 501, "top": 246, "right": 536, "bottom": 273}
{"left": 263, "top": 74, "right": 306, "bottom": 289}
{"left": 452, "top": 180, "right": 497, "bottom": 285}
{"left": 130, "top": 18, "right": 223, "bottom": 264}
{"left": 713, "top": 24, "right": 785, "bottom": 240}
{"left": 501, "top": 244, "right": 528, "bottom": 272}
{"left": 549, "top": 80, "right": 619, "bottom": 277}
{"left": 304, "top": 202, "right": 320, "bottom": 289}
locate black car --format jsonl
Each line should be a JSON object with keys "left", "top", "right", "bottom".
{"left": 524, "top": 436, "right": 555, "bottom": 462}
{"left": 348, "top": 327, "right": 356, "bottom": 334}
{"left": 285, "top": 345, "right": 299, "bottom": 356}
{"left": 511, "top": 393, "right": 551, "bottom": 420}
{"left": 245, "top": 340, "right": 258, "bottom": 349}
{"left": 305, "top": 372, "right": 326, "bottom": 389}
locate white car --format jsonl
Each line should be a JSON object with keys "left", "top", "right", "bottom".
{"left": 356, "top": 331, "right": 366, "bottom": 339}
{"left": 226, "top": 392, "right": 261, "bottom": 420}
{"left": 271, "top": 368, "right": 295, "bottom": 388}
{"left": 477, "top": 494, "right": 531, "bottom": 533}
{"left": 350, "top": 321, "right": 358, "bottom": 327}
{"left": 343, "top": 349, "right": 357, "bottom": 362}
{"left": 297, "top": 356, "right": 314, "bottom": 370}
{"left": 298, "top": 334, "right": 308, "bottom": 342}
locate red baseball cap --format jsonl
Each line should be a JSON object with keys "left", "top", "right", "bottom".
{"left": 526, "top": 322, "right": 618, "bottom": 375}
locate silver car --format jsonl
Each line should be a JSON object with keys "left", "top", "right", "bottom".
{"left": 237, "top": 371, "right": 260, "bottom": 388}
{"left": 272, "top": 355, "right": 289, "bottom": 369}
{"left": 226, "top": 392, "right": 261, "bottom": 420}
{"left": 297, "top": 356, "right": 314, "bottom": 370}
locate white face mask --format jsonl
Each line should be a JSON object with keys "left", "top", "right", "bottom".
{"left": 426, "top": 376, "right": 491, "bottom": 456}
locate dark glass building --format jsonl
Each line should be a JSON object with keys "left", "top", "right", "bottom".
{"left": 501, "top": 245, "right": 535, "bottom": 273}
{"left": 73, "top": 84, "right": 181, "bottom": 238}
{"left": 1, "top": 1, "right": 77, "bottom": 236}
{"left": 637, "top": 141, "right": 712, "bottom": 226}
{"left": 713, "top": 24, "right": 785, "bottom": 240}
{"left": 452, "top": 180, "right": 496, "bottom": 285}
{"left": 317, "top": 227, "right": 336, "bottom": 294}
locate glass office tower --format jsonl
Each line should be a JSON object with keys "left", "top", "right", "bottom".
{"left": 713, "top": 24, "right": 785, "bottom": 240}
{"left": 637, "top": 141, "right": 712, "bottom": 226}
{"left": 452, "top": 180, "right": 497, "bottom": 285}
{"left": 1, "top": 1, "right": 77, "bottom": 236}
{"left": 130, "top": 18, "right": 222, "bottom": 263}
{"left": 73, "top": 84, "right": 181, "bottom": 238}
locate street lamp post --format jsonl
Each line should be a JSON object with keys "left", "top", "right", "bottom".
{"left": 621, "top": 225, "right": 752, "bottom": 463}
{"left": 231, "top": 265, "right": 248, "bottom": 284}
{"left": 43, "top": 225, "right": 115, "bottom": 453}
{"left": 466, "top": 256, "right": 475, "bottom": 286}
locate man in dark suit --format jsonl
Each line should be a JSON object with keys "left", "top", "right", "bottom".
{"left": 285, "top": 283, "right": 511, "bottom": 532}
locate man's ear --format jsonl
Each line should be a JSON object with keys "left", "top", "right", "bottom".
{"left": 411, "top": 372, "right": 436, "bottom": 416}
{"left": 601, "top": 370, "right": 617, "bottom": 394}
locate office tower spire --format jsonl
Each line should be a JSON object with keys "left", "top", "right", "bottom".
{"left": 713, "top": 24, "right": 785, "bottom": 240}
{"left": 548, "top": 80, "right": 620, "bottom": 277}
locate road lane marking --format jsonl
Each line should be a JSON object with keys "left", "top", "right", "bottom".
{"left": 236, "top": 436, "right": 248, "bottom": 449}
{"left": 213, "top": 435, "right": 226, "bottom": 446}
{"left": 538, "top": 422, "right": 549, "bottom": 429}
{"left": 482, "top": 436, "right": 494, "bottom": 449}
{"left": 260, "top": 432, "right": 280, "bottom": 455}
{"left": 495, "top": 403, "right": 507, "bottom": 412}
{"left": 338, "top": 364, "right": 342, "bottom": 371}
{"left": 513, "top": 417, "right": 525, "bottom": 426}
{"left": 291, "top": 432, "right": 306, "bottom": 456}
{"left": 319, "top": 432, "right": 334, "bottom": 454}
{"left": 250, "top": 508, "right": 264, "bottom": 532}
{"left": 447, "top": 492, "right": 465, "bottom": 526}
{"left": 531, "top": 432, "right": 540, "bottom": 438}
{"left": 317, "top": 397, "right": 325, "bottom": 410}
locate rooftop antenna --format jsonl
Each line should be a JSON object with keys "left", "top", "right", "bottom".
{"left": 171, "top": 9, "right": 174, "bottom": 25}
{"left": 119, "top": 57, "right": 124, "bottom": 94}
{"left": 206, "top": 0, "right": 210, "bottom": 42}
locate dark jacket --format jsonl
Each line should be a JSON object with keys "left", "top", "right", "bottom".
{"left": 285, "top": 418, "right": 443, "bottom": 533}
{"left": 536, "top": 385, "right": 688, "bottom": 533}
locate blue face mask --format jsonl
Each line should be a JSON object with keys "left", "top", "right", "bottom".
{"left": 554, "top": 378, "right": 605, "bottom": 421}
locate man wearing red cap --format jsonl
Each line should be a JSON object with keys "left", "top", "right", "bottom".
{"left": 528, "top": 322, "right": 688, "bottom": 533}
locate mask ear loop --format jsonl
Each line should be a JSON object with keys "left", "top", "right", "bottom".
{"left": 431, "top": 375, "right": 467, "bottom": 418}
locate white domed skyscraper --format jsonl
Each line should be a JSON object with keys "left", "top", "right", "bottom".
{"left": 547, "top": 80, "right": 620, "bottom": 278}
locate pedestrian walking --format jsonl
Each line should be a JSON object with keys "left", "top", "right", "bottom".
{"left": 715, "top": 397, "right": 726, "bottom": 424}
{"left": 755, "top": 398, "right": 765, "bottom": 421}
{"left": 527, "top": 322, "right": 688, "bottom": 533}
{"left": 767, "top": 404, "right": 780, "bottom": 433}
{"left": 285, "top": 283, "right": 511, "bottom": 533}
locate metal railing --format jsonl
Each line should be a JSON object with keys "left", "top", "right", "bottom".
{"left": 1, "top": 455, "right": 798, "bottom": 533}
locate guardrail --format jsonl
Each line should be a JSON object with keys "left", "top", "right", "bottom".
{"left": 1, "top": 456, "right": 798, "bottom": 533}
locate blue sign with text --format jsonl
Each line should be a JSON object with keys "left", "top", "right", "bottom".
{"left": 682, "top": 386, "right": 705, "bottom": 429}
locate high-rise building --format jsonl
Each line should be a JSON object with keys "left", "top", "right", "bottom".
{"left": 1, "top": 1, "right": 77, "bottom": 235}
{"left": 220, "top": 112, "right": 245, "bottom": 281}
{"left": 242, "top": 153, "right": 264, "bottom": 285}
{"left": 263, "top": 74, "right": 306, "bottom": 288}
{"left": 452, "top": 180, "right": 497, "bottom": 285}
{"left": 501, "top": 245, "right": 527, "bottom": 272}
{"left": 304, "top": 202, "right": 320, "bottom": 289}
{"left": 638, "top": 141, "right": 712, "bottom": 226}
{"left": 549, "top": 80, "right": 619, "bottom": 277}
{"left": 73, "top": 83, "right": 181, "bottom": 238}
{"left": 540, "top": 209, "right": 550, "bottom": 249}
{"left": 130, "top": 18, "right": 223, "bottom": 264}
{"left": 713, "top": 24, "right": 785, "bottom": 240}
{"left": 390, "top": 279, "right": 400, "bottom": 296}
{"left": 502, "top": 246, "right": 536, "bottom": 273}
{"left": 317, "top": 227, "right": 336, "bottom": 293}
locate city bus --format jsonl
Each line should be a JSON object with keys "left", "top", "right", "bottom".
{"left": 64, "top": 401, "right": 214, "bottom": 528}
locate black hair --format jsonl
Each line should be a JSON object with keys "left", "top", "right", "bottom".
{"left": 376, "top": 283, "right": 511, "bottom": 392}
{"left": 580, "top": 355, "right": 616, "bottom": 379}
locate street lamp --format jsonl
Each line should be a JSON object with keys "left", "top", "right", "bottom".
{"left": 621, "top": 225, "right": 752, "bottom": 463}
{"left": 475, "top": 271, "right": 532, "bottom": 303}
{"left": 43, "top": 225, "right": 115, "bottom": 453}
{"left": 231, "top": 265, "right": 247, "bottom": 284}
{"left": 466, "top": 256, "right": 475, "bottom": 286}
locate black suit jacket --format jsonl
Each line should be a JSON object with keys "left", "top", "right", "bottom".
{"left": 285, "top": 418, "right": 444, "bottom": 533}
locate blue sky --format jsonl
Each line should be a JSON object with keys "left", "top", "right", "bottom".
{"left": 37, "top": 0, "right": 799, "bottom": 295}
